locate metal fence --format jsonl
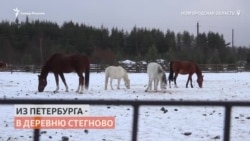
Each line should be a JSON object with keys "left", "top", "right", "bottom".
{"left": 1, "top": 99, "right": 250, "bottom": 141}
{"left": 119, "top": 63, "right": 250, "bottom": 73}
{"left": 3, "top": 63, "right": 250, "bottom": 73}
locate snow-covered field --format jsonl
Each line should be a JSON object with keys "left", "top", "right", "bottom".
{"left": 0, "top": 71, "right": 250, "bottom": 141}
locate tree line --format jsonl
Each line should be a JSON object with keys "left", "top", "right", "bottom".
{"left": 0, "top": 18, "right": 250, "bottom": 66}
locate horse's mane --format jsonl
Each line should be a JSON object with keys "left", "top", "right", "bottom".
{"left": 41, "top": 53, "right": 62, "bottom": 77}
{"left": 119, "top": 66, "right": 128, "bottom": 80}
{"left": 195, "top": 63, "right": 202, "bottom": 77}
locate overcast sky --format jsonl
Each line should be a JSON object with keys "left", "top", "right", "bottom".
{"left": 1, "top": 0, "right": 250, "bottom": 47}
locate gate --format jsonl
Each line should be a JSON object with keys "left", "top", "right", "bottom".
{"left": 1, "top": 99, "right": 250, "bottom": 141}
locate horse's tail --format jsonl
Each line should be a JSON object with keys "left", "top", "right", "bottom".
{"left": 85, "top": 57, "right": 90, "bottom": 90}
{"left": 168, "top": 61, "right": 174, "bottom": 81}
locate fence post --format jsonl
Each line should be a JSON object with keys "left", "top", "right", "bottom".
{"left": 224, "top": 105, "right": 232, "bottom": 141}
{"left": 34, "top": 129, "right": 40, "bottom": 141}
{"left": 132, "top": 104, "right": 140, "bottom": 141}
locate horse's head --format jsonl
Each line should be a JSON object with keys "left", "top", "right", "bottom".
{"left": 197, "top": 75, "right": 204, "bottom": 88}
{"left": 125, "top": 79, "right": 130, "bottom": 89}
{"left": 122, "top": 71, "right": 130, "bottom": 89}
{"left": 38, "top": 75, "right": 47, "bottom": 92}
{"left": 160, "top": 73, "right": 167, "bottom": 90}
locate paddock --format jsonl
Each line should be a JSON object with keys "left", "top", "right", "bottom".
{"left": 0, "top": 72, "right": 250, "bottom": 141}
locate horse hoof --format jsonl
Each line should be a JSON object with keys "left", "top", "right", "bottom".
{"left": 76, "top": 91, "right": 83, "bottom": 94}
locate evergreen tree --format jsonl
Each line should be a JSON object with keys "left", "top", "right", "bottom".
{"left": 146, "top": 45, "right": 158, "bottom": 62}
{"left": 0, "top": 20, "right": 249, "bottom": 66}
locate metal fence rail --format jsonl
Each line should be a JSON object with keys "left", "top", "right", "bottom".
{"left": 3, "top": 63, "right": 250, "bottom": 73}
{"left": 1, "top": 99, "right": 250, "bottom": 141}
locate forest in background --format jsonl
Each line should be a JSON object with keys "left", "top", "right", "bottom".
{"left": 0, "top": 18, "right": 250, "bottom": 66}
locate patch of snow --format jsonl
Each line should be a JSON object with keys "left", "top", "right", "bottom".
{"left": 0, "top": 72, "right": 250, "bottom": 141}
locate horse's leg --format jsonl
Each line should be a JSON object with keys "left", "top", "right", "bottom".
{"left": 117, "top": 78, "right": 121, "bottom": 89}
{"left": 186, "top": 74, "right": 193, "bottom": 88}
{"left": 153, "top": 79, "right": 155, "bottom": 91}
{"left": 54, "top": 73, "right": 59, "bottom": 92}
{"left": 154, "top": 79, "right": 159, "bottom": 91}
{"left": 76, "top": 73, "right": 80, "bottom": 92}
{"left": 105, "top": 75, "right": 109, "bottom": 90}
{"left": 190, "top": 77, "right": 193, "bottom": 88}
{"left": 174, "top": 73, "right": 178, "bottom": 88}
{"left": 190, "top": 74, "right": 193, "bottom": 88}
{"left": 110, "top": 78, "right": 114, "bottom": 90}
{"left": 80, "top": 74, "right": 84, "bottom": 93}
{"left": 145, "top": 79, "right": 152, "bottom": 92}
{"left": 76, "top": 73, "right": 84, "bottom": 93}
{"left": 186, "top": 77, "right": 189, "bottom": 88}
{"left": 76, "top": 85, "right": 80, "bottom": 92}
{"left": 149, "top": 79, "right": 153, "bottom": 91}
{"left": 80, "top": 75, "right": 85, "bottom": 93}
{"left": 59, "top": 73, "right": 68, "bottom": 92}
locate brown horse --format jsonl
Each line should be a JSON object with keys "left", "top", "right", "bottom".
{"left": 168, "top": 61, "right": 203, "bottom": 88}
{"left": 0, "top": 61, "right": 7, "bottom": 69}
{"left": 38, "top": 53, "right": 90, "bottom": 93}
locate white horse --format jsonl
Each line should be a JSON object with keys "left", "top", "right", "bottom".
{"left": 145, "top": 62, "right": 167, "bottom": 92}
{"left": 105, "top": 66, "right": 130, "bottom": 90}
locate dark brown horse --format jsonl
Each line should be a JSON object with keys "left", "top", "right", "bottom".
{"left": 38, "top": 53, "right": 90, "bottom": 93}
{"left": 168, "top": 61, "right": 203, "bottom": 88}
{"left": 0, "top": 61, "right": 7, "bottom": 69}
